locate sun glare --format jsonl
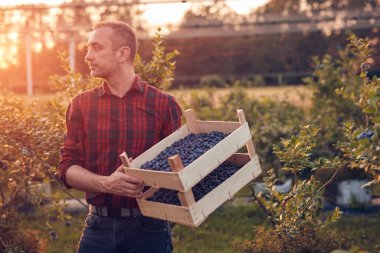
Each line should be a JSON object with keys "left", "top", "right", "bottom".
{"left": 8, "top": 33, "right": 19, "bottom": 40}
{"left": 0, "top": 0, "right": 269, "bottom": 68}
{"left": 227, "top": 0, "right": 268, "bottom": 14}
{"left": 0, "top": 0, "right": 269, "bottom": 25}
{"left": 0, "top": 49, "right": 6, "bottom": 69}
{"left": 0, "top": 45, "right": 18, "bottom": 69}
{"left": 0, "top": 0, "right": 62, "bottom": 6}
{"left": 141, "top": 2, "right": 191, "bottom": 26}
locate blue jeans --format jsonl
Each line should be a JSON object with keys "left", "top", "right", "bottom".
{"left": 77, "top": 213, "right": 173, "bottom": 253}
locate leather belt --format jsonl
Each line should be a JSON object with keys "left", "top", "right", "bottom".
{"left": 89, "top": 205, "right": 142, "bottom": 218}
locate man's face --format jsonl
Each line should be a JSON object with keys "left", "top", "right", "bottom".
{"left": 85, "top": 27, "right": 119, "bottom": 79}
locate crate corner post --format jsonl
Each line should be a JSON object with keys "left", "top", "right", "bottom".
{"left": 184, "top": 109, "right": 200, "bottom": 134}
{"left": 236, "top": 109, "right": 256, "bottom": 159}
{"left": 168, "top": 155, "right": 196, "bottom": 207}
{"left": 119, "top": 151, "right": 131, "bottom": 173}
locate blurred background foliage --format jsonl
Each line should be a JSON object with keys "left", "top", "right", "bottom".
{"left": 1, "top": 0, "right": 380, "bottom": 252}
{"left": 2, "top": 0, "right": 380, "bottom": 92}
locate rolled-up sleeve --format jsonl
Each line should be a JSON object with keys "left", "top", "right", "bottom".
{"left": 58, "top": 98, "right": 85, "bottom": 188}
{"left": 161, "top": 96, "right": 182, "bottom": 139}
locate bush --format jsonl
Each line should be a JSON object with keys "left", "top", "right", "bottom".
{"left": 236, "top": 33, "right": 379, "bottom": 253}
{"left": 252, "top": 75, "right": 266, "bottom": 87}
{"left": 236, "top": 225, "right": 350, "bottom": 253}
{"left": 0, "top": 212, "right": 41, "bottom": 253}
{"left": 0, "top": 94, "right": 63, "bottom": 252}
{"left": 337, "top": 35, "right": 380, "bottom": 187}
{"left": 134, "top": 28, "right": 179, "bottom": 91}
{"left": 200, "top": 74, "right": 227, "bottom": 88}
{"left": 304, "top": 33, "right": 365, "bottom": 159}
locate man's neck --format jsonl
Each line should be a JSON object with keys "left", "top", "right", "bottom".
{"left": 106, "top": 67, "right": 136, "bottom": 98}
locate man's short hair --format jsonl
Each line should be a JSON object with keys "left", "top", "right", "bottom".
{"left": 93, "top": 21, "right": 138, "bottom": 62}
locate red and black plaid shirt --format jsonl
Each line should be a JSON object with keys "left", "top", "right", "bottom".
{"left": 58, "top": 75, "right": 182, "bottom": 208}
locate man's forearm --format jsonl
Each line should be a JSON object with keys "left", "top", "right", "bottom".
{"left": 66, "top": 165, "right": 108, "bottom": 193}
{"left": 65, "top": 165, "right": 145, "bottom": 197}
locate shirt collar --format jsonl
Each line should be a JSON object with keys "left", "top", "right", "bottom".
{"left": 98, "top": 75, "right": 144, "bottom": 97}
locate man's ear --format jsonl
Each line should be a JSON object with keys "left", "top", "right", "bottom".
{"left": 119, "top": 47, "right": 131, "bottom": 63}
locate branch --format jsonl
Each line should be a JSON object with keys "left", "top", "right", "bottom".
{"left": 318, "top": 161, "right": 348, "bottom": 191}
{"left": 251, "top": 187, "right": 278, "bottom": 230}
{"left": 47, "top": 172, "right": 88, "bottom": 209}
{"left": 31, "top": 156, "right": 88, "bottom": 210}
{"left": 0, "top": 190, "right": 5, "bottom": 207}
{"left": 0, "top": 235, "right": 6, "bottom": 252}
{"left": 280, "top": 192, "right": 295, "bottom": 225}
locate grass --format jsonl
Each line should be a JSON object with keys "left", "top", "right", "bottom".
{"left": 26, "top": 204, "right": 265, "bottom": 253}
{"left": 330, "top": 212, "right": 380, "bottom": 252}
{"left": 26, "top": 211, "right": 85, "bottom": 253}
{"left": 172, "top": 204, "right": 266, "bottom": 253}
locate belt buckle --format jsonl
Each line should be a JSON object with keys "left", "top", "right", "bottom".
{"left": 121, "top": 208, "right": 131, "bottom": 217}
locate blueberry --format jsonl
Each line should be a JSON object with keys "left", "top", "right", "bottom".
{"left": 65, "top": 220, "right": 71, "bottom": 227}
{"left": 49, "top": 230, "right": 58, "bottom": 240}
{"left": 357, "top": 132, "right": 368, "bottom": 140}
{"left": 357, "top": 130, "right": 375, "bottom": 140}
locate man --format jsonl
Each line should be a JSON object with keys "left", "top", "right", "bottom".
{"left": 58, "top": 21, "right": 182, "bottom": 253}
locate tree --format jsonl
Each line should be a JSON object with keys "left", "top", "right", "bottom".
{"left": 178, "top": 0, "right": 242, "bottom": 28}
{"left": 256, "top": 0, "right": 380, "bottom": 14}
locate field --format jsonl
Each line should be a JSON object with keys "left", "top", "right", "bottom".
{"left": 31, "top": 85, "right": 312, "bottom": 108}
{"left": 169, "top": 85, "right": 312, "bottom": 108}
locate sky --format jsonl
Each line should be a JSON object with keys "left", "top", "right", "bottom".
{"left": 0, "top": 0, "right": 269, "bottom": 26}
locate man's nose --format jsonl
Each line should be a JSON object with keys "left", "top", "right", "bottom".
{"left": 85, "top": 50, "right": 94, "bottom": 62}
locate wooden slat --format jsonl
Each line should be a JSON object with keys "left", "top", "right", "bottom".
{"left": 184, "top": 109, "right": 200, "bottom": 134}
{"left": 168, "top": 155, "right": 196, "bottom": 207}
{"left": 180, "top": 123, "right": 252, "bottom": 191}
{"left": 237, "top": 109, "right": 256, "bottom": 158}
{"left": 251, "top": 155, "right": 262, "bottom": 178}
{"left": 197, "top": 121, "right": 241, "bottom": 134}
{"left": 130, "top": 124, "right": 190, "bottom": 167}
{"left": 124, "top": 168, "right": 185, "bottom": 191}
{"left": 139, "top": 187, "right": 159, "bottom": 199}
{"left": 191, "top": 155, "right": 261, "bottom": 226}
{"left": 137, "top": 199, "right": 196, "bottom": 227}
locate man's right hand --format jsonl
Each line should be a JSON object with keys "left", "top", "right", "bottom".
{"left": 100, "top": 165, "right": 145, "bottom": 198}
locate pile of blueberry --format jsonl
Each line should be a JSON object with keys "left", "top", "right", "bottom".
{"left": 141, "top": 131, "right": 228, "bottom": 171}
{"left": 140, "top": 131, "right": 242, "bottom": 205}
{"left": 148, "top": 162, "right": 241, "bottom": 205}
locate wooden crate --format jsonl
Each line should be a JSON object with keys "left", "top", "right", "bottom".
{"left": 120, "top": 109, "right": 262, "bottom": 227}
